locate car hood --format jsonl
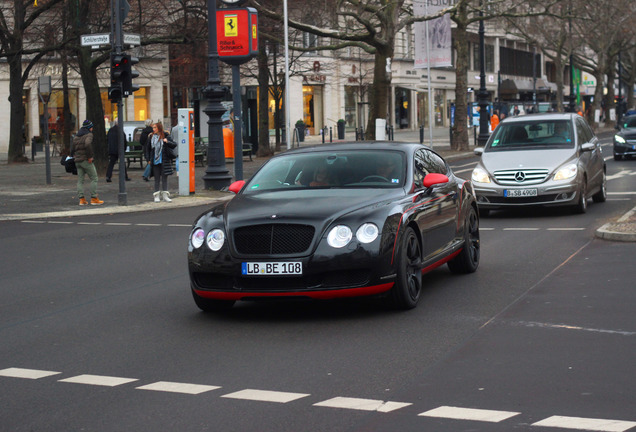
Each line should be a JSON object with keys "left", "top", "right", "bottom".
{"left": 617, "top": 129, "right": 636, "bottom": 140}
{"left": 481, "top": 148, "right": 576, "bottom": 172}
{"left": 224, "top": 189, "right": 401, "bottom": 228}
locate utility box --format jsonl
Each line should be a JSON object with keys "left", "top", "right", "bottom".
{"left": 177, "top": 108, "right": 195, "bottom": 196}
{"left": 375, "top": 118, "right": 386, "bottom": 141}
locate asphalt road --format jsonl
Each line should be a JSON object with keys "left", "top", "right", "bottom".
{"left": 1, "top": 139, "right": 635, "bottom": 432}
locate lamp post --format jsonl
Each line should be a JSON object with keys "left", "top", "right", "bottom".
{"left": 202, "top": 0, "right": 232, "bottom": 190}
{"left": 477, "top": 1, "right": 490, "bottom": 147}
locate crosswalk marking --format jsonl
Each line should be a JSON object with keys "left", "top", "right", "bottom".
{"left": 313, "top": 397, "right": 412, "bottom": 412}
{"left": 136, "top": 381, "right": 221, "bottom": 395}
{"left": 221, "top": 389, "right": 310, "bottom": 403}
{"left": 419, "top": 406, "right": 520, "bottom": 422}
{"left": 58, "top": 374, "right": 138, "bottom": 387}
{"left": 0, "top": 367, "right": 60, "bottom": 379}
{"left": 532, "top": 415, "right": 636, "bottom": 432}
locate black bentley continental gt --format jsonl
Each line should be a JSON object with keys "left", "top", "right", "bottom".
{"left": 188, "top": 142, "right": 479, "bottom": 311}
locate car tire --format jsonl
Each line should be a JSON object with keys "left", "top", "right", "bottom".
{"left": 448, "top": 206, "right": 480, "bottom": 274}
{"left": 572, "top": 180, "right": 587, "bottom": 214}
{"left": 192, "top": 288, "right": 235, "bottom": 312}
{"left": 592, "top": 170, "right": 607, "bottom": 203}
{"left": 390, "top": 227, "right": 422, "bottom": 310}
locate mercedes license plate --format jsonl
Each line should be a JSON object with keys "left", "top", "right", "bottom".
{"left": 242, "top": 262, "right": 302, "bottom": 276}
{"left": 504, "top": 189, "right": 538, "bottom": 198}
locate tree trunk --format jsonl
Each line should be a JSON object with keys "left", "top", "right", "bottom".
{"left": 365, "top": 45, "right": 393, "bottom": 140}
{"left": 8, "top": 54, "right": 27, "bottom": 162}
{"left": 257, "top": 41, "right": 272, "bottom": 156}
{"left": 452, "top": 17, "right": 469, "bottom": 152}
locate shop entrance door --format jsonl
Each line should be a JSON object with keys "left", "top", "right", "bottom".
{"left": 303, "top": 85, "right": 323, "bottom": 135}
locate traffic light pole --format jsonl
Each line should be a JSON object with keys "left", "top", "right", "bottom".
{"left": 113, "top": 0, "right": 127, "bottom": 205}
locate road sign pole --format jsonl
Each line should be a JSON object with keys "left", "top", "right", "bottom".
{"left": 112, "top": 0, "right": 127, "bottom": 205}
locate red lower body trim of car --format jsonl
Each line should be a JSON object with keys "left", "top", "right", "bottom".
{"left": 194, "top": 283, "right": 395, "bottom": 301}
{"left": 421, "top": 249, "right": 461, "bottom": 274}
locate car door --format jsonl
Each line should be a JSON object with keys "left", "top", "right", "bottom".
{"left": 576, "top": 118, "right": 603, "bottom": 189}
{"left": 412, "top": 149, "right": 459, "bottom": 260}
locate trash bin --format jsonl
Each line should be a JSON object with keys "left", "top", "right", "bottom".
{"left": 223, "top": 127, "right": 234, "bottom": 159}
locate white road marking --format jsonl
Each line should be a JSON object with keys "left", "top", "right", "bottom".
{"left": 313, "top": 397, "right": 412, "bottom": 412}
{"left": 20, "top": 220, "right": 45, "bottom": 223}
{"left": 137, "top": 381, "right": 221, "bottom": 395}
{"left": 221, "top": 389, "right": 309, "bottom": 403}
{"left": 105, "top": 223, "right": 132, "bottom": 226}
{"left": 136, "top": 223, "right": 162, "bottom": 226}
{"left": 167, "top": 223, "right": 191, "bottom": 227}
{"left": 608, "top": 191, "right": 636, "bottom": 195}
{"left": 58, "top": 374, "right": 138, "bottom": 387}
{"left": 479, "top": 227, "right": 495, "bottom": 230}
{"left": 221, "top": 389, "right": 310, "bottom": 403}
{"left": 419, "top": 406, "right": 520, "bottom": 422}
{"left": 503, "top": 228, "right": 540, "bottom": 231}
{"left": 47, "top": 221, "right": 73, "bottom": 224}
{"left": 547, "top": 228, "right": 586, "bottom": 231}
{"left": 532, "top": 415, "right": 636, "bottom": 431}
{"left": 77, "top": 222, "right": 102, "bottom": 225}
{"left": 516, "top": 321, "right": 636, "bottom": 337}
{"left": 0, "top": 367, "right": 61, "bottom": 379}
{"left": 607, "top": 171, "right": 636, "bottom": 181}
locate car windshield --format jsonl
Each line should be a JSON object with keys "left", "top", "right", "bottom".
{"left": 243, "top": 150, "right": 405, "bottom": 194}
{"left": 621, "top": 116, "right": 636, "bottom": 129}
{"left": 485, "top": 120, "right": 574, "bottom": 151}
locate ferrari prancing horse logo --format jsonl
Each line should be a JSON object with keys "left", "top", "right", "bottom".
{"left": 224, "top": 15, "right": 238, "bottom": 37}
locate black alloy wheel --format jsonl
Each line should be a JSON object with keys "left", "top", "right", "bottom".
{"left": 391, "top": 227, "right": 423, "bottom": 310}
{"left": 448, "top": 206, "right": 480, "bottom": 274}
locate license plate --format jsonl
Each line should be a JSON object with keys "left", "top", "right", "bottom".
{"left": 242, "top": 262, "right": 302, "bottom": 275}
{"left": 504, "top": 188, "right": 538, "bottom": 197}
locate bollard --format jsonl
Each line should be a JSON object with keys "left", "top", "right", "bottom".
{"left": 329, "top": 126, "right": 333, "bottom": 143}
{"left": 420, "top": 125, "right": 424, "bottom": 144}
{"left": 322, "top": 127, "right": 325, "bottom": 144}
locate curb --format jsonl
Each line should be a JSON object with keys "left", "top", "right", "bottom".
{"left": 595, "top": 206, "right": 636, "bottom": 242}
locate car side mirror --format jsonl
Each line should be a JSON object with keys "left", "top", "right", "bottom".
{"left": 474, "top": 147, "right": 484, "bottom": 156}
{"left": 228, "top": 180, "right": 245, "bottom": 194}
{"left": 581, "top": 142, "right": 595, "bottom": 152}
{"left": 423, "top": 173, "right": 449, "bottom": 188}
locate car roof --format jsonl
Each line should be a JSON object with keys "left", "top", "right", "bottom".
{"left": 500, "top": 112, "right": 578, "bottom": 125}
{"left": 279, "top": 141, "right": 426, "bottom": 156}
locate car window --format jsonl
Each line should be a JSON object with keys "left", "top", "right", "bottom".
{"left": 575, "top": 119, "right": 592, "bottom": 144}
{"left": 622, "top": 116, "right": 636, "bottom": 129}
{"left": 486, "top": 120, "right": 575, "bottom": 151}
{"left": 243, "top": 150, "right": 405, "bottom": 193}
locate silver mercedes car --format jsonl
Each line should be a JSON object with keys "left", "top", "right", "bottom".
{"left": 471, "top": 113, "right": 606, "bottom": 215}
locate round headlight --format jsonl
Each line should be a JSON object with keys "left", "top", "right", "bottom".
{"left": 553, "top": 163, "right": 577, "bottom": 181}
{"left": 206, "top": 229, "right": 225, "bottom": 251}
{"left": 191, "top": 228, "right": 205, "bottom": 249}
{"left": 356, "top": 223, "right": 379, "bottom": 243}
{"left": 471, "top": 167, "right": 491, "bottom": 184}
{"left": 327, "top": 225, "right": 352, "bottom": 248}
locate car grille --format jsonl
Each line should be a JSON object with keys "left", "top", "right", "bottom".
{"left": 233, "top": 224, "right": 315, "bottom": 255}
{"left": 494, "top": 169, "right": 549, "bottom": 185}
{"left": 486, "top": 194, "right": 560, "bottom": 204}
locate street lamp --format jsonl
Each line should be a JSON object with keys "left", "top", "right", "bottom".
{"left": 202, "top": 0, "right": 232, "bottom": 190}
{"left": 568, "top": 2, "right": 576, "bottom": 113}
{"left": 477, "top": 1, "right": 490, "bottom": 147}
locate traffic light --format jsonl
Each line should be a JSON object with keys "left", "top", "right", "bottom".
{"left": 122, "top": 55, "right": 140, "bottom": 96}
{"left": 110, "top": 53, "right": 126, "bottom": 85}
{"left": 108, "top": 86, "right": 122, "bottom": 103}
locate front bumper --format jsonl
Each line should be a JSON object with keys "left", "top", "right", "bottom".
{"left": 614, "top": 141, "right": 636, "bottom": 157}
{"left": 473, "top": 181, "right": 580, "bottom": 209}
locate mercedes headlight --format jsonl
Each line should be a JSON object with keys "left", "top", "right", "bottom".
{"left": 614, "top": 135, "right": 625, "bottom": 144}
{"left": 553, "top": 163, "right": 577, "bottom": 181}
{"left": 471, "top": 167, "right": 491, "bottom": 184}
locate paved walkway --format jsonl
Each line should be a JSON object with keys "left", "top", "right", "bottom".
{"left": 0, "top": 127, "right": 633, "bottom": 241}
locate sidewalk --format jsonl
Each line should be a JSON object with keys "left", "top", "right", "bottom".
{"left": 0, "top": 128, "right": 461, "bottom": 221}
{"left": 0, "top": 127, "right": 634, "bottom": 242}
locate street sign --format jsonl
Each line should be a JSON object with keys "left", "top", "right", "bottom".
{"left": 124, "top": 33, "right": 140, "bottom": 46}
{"left": 80, "top": 33, "right": 139, "bottom": 47}
{"left": 81, "top": 33, "right": 110, "bottom": 47}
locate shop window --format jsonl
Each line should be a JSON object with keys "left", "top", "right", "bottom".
{"left": 134, "top": 87, "right": 149, "bottom": 121}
